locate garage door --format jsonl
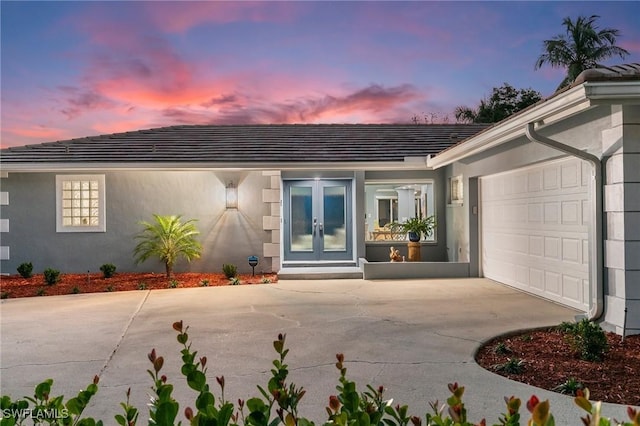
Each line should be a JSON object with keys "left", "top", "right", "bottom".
{"left": 480, "top": 157, "right": 590, "bottom": 311}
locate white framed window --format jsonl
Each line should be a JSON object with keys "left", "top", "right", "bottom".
{"left": 56, "top": 175, "right": 106, "bottom": 232}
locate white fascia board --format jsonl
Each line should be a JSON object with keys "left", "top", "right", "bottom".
{"left": 0, "top": 159, "right": 431, "bottom": 173}
{"left": 428, "top": 85, "right": 593, "bottom": 169}
{"left": 584, "top": 81, "right": 640, "bottom": 104}
{"left": 428, "top": 81, "right": 640, "bottom": 169}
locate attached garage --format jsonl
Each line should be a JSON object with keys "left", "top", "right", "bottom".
{"left": 480, "top": 157, "right": 591, "bottom": 311}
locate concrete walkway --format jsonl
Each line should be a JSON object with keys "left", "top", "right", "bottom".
{"left": 0, "top": 278, "right": 632, "bottom": 423}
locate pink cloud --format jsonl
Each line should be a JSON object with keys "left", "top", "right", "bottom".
{"left": 177, "top": 83, "right": 422, "bottom": 125}
{"left": 58, "top": 86, "right": 117, "bottom": 119}
{"left": 143, "top": 2, "right": 306, "bottom": 33}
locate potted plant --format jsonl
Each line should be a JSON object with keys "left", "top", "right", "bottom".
{"left": 399, "top": 215, "right": 436, "bottom": 242}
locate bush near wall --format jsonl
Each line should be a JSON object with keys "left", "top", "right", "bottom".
{"left": 1, "top": 322, "right": 638, "bottom": 426}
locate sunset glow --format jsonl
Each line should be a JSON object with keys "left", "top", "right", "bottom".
{"left": 2, "top": 1, "right": 638, "bottom": 148}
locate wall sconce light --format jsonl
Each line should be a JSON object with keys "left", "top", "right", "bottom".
{"left": 226, "top": 182, "right": 238, "bottom": 209}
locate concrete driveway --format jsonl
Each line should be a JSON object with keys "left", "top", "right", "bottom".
{"left": 0, "top": 278, "right": 631, "bottom": 423}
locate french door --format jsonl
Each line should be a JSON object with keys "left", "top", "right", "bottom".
{"left": 283, "top": 179, "right": 353, "bottom": 262}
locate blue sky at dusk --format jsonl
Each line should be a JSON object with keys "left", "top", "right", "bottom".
{"left": 1, "top": 1, "right": 638, "bottom": 148}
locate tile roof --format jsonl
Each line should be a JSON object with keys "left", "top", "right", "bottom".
{"left": 1, "top": 124, "right": 488, "bottom": 166}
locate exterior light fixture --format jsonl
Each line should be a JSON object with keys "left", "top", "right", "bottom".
{"left": 226, "top": 182, "right": 238, "bottom": 209}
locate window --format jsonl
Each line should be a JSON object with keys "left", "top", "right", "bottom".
{"left": 56, "top": 175, "right": 106, "bottom": 232}
{"left": 365, "top": 180, "right": 435, "bottom": 242}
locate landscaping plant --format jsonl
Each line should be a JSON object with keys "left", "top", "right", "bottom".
{"left": 133, "top": 214, "right": 202, "bottom": 277}
{"left": 222, "top": 263, "right": 238, "bottom": 279}
{"left": 561, "top": 319, "right": 609, "bottom": 362}
{"left": 99, "top": 263, "right": 117, "bottom": 279}
{"left": 43, "top": 268, "right": 61, "bottom": 286}
{"left": 2, "top": 322, "right": 639, "bottom": 426}
{"left": 17, "top": 262, "right": 33, "bottom": 279}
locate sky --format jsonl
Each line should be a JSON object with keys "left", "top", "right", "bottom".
{"left": 1, "top": 1, "right": 639, "bottom": 149}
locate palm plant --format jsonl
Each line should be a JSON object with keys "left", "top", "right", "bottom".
{"left": 535, "top": 15, "right": 629, "bottom": 91}
{"left": 133, "top": 214, "right": 202, "bottom": 277}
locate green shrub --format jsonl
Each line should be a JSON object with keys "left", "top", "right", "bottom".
{"left": 222, "top": 263, "right": 237, "bottom": 278}
{"left": 71, "top": 286, "right": 81, "bottom": 294}
{"left": 553, "top": 377, "right": 584, "bottom": 396}
{"left": 1, "top": 323, "right": 638, "bottom": 426}
{"left": 229, "top": 277, "right": 240, "bottom": 285}
{"left": 35, "top": 288, "right": 45, "bottom": 296}
{"left": 105, "top": 285, "right": 114, "bottom": 292}
{"left": 168, "top": 279, "right": 179, "bottom": 288}
{"left": 562, "top": 319, "right": 609, "bottom": 362}
{"left": 1, "top": 291, "right": 10, "bottom": 299}
{"left": 99, "top": 263, "right": 117, "bottom": 278}
{"left": 43, "top": 268, "right": 61, "bottom": 285}
{"left": 137, "top": 282, "right": 147, "bottom": 290}
{"left": 493, "top": 357, "right": 525, "bottom": 374}
{"left": 17, "top": 262, "right": 33, "bottom": 279}
{"left": 199, "top": 279, "right": 210, "bottom": 287}
{"left": 493, "top": 341, "right": 512, "bottom": 355}
{"left": 261, "top": 276, "right": 272, "bottom": 284}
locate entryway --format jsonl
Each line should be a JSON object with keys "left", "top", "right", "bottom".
{"left": 282, "top": 179, "right": 355, "bottom": 265}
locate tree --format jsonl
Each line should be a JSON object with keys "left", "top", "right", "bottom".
{"left": 133, "top": 214, "right": 202, "bottom": 277}
{"left": 535, "top": 15, "right": 629, "bottom": 90}
{"left": 454, "top": 83, "right": 542, "bottom": 124}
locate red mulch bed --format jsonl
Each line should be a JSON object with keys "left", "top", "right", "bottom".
{"left": 475, "top": 327, "right": 640, "bottom": 406}
{"left": 0, "top": 272, "right": 277, "bottom": 298}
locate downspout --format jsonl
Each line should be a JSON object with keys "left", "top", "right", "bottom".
{"left": 525, "top": 123, "right": 603, "bottom": 320}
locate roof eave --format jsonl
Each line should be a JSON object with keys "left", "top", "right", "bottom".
{"left": 427, "top": 81, "right": 640, "bottom": 169}
{"left": 0, "top": 158, "right": 431, "bottom": 173}
{"left": 427, "top": 84, "right": 594, "bottom": 169}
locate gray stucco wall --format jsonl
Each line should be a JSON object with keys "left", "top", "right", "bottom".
{"left": 0, "top": 170, "right": 272, "bottom": 275}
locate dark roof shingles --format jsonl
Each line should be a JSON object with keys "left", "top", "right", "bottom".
{"left": 1, "top": 124, "right": 488, "bottom": 164}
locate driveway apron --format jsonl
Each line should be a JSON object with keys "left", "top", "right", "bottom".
{"left": 0, "top": 279, "right": 631, "bottom": 423}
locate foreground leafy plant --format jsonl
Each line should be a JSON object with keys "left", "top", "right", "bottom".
{"left": 2, "top": 323, "right": 639, "bottom": 426}
{"left": 1, "top": 376, "right": 102, "bottom": 425}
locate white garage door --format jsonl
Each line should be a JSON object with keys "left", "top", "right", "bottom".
{"left": 480, "top": 157, "right": 590, "bottom": 311}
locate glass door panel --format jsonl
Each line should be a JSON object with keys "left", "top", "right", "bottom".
{"left": 323, "top": 185, "right": 346, "bottom": 251}
{"left": 290, "top": 186, "right": 313, "bottom": 252}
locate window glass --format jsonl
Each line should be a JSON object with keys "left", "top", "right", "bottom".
{"left": 56, "top": 175, "right": 106, "bottom": 232}
{"left": 364, "top": 181, "right": 435, "bottom": 242}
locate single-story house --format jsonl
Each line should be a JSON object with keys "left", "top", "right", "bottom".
{"left": 1, "top": 63, "right": 638, "bottom": 335}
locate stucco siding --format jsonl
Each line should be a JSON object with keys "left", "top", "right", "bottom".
{"left": 0, "top": 170, "right": 272, "bottom": 275}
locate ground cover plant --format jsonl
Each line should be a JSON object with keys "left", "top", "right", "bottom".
{"left": 1, "top": 322, "right": 639, "bottom": 426}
